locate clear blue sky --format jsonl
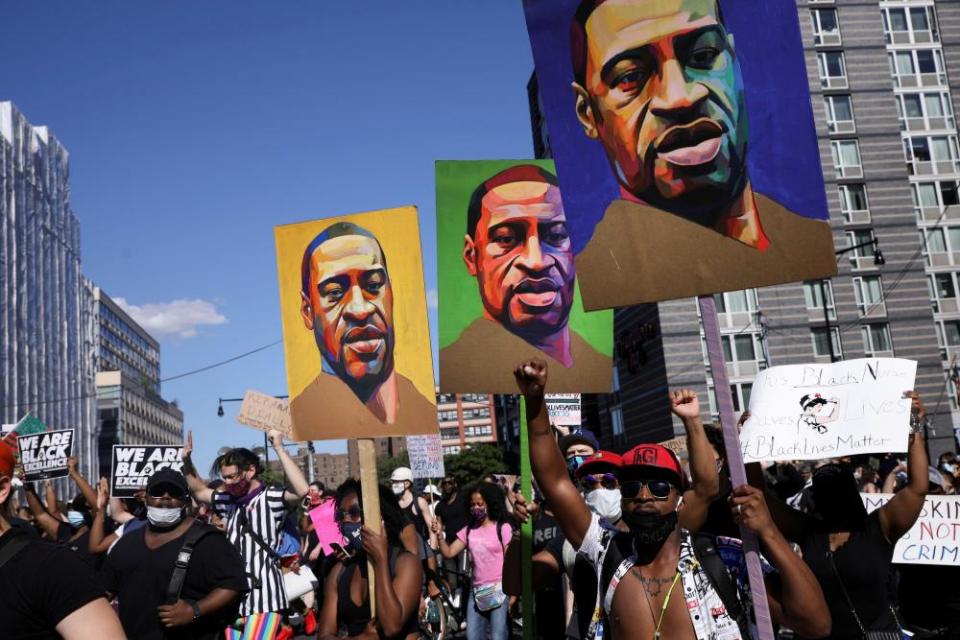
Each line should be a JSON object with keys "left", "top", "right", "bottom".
{"left": 0, "top": 2, "right": 536, "bottom": 472}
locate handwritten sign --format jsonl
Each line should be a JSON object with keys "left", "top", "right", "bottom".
{"left": 111, "top": 446, "right": 184, "bottom": 497}
{"left": 18, "top": 429, "right": 73, "bottom": 481}
{"left": 659, "top": 436, "right": 687, "bottom": 457}
{"left": 863, "top": 494, "right": 960, "bottom": 565}
{"left": 740, "top": 358, "right": 916, "bottom": 463}
{"left": 406, "top": 434, "right": 445, "bottom": 479}
{"left": 236, "top": 390, "right": 293, "bottom": 438}
{"left": 546, "top": 394, "right": 581, "bottom": 427}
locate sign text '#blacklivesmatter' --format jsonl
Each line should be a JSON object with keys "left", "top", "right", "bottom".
{"left": 740, "top": 358, "right": 916, "bottom": 463}
{"left": 864, "top": 494, "right": 960, "bottom": 565}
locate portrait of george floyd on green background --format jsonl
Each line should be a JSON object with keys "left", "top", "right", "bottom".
{"left": 437, "top": 159, "right": 613, "bottom": 394}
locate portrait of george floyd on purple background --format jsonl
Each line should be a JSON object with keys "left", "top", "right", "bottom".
{"left": 522, "top": 0, "right": 838, "bottom": 310}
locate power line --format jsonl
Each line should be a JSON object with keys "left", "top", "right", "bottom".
{"left": 0, "top": 339, "right": 282, "bottom": 410}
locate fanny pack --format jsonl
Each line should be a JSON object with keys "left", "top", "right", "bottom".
{"left": 473, "top": 582, "right": 506, "bottom": 612}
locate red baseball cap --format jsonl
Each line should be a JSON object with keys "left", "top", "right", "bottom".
{"left": 574, "top": 451, "right": 622, "bottom": 479}
{"left": 0, "top": 440, "right": 15, "bottom": 480}
{"left": 619, "top": 443, "right": 686, "bottom": 488}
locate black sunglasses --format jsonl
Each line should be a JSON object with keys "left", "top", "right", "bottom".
{"left": 336, "top": 505, "right": 363, "bottom": 522}
{"left": 620, "top": 479, "right": 673, "bottom": 501}
{"left": 148, "top": 485, "right": 186, "bottom": 499}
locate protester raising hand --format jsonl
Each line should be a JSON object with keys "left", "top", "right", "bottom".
{"left": 513, "top": 359, "right": 547, "bottom": 398}
{"left": 669, "top": 388, "right": 700, "bottom": 419}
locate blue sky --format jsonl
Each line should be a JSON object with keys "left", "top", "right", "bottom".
{"left": 0, "top": 2, "right": 536, "bottom": 471}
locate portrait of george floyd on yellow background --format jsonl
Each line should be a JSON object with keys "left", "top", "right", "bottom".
{"left": 436, "top": 160, "right": 613, "bottom": 394}
{"left": 274, "top": 207, "right": 438, "bottom": 441}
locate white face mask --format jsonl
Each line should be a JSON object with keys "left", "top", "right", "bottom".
{"left": 147, "top": 505, "right": 184, "bottom": 527}
{"left": 943, "top": 463, "right": 956, "bottom": 475}
{"left": 66, "top": 510, "right": 85, "bottom": 527}
{"left": 585, "top": 488, "right": 622, "bottom": 523}
{"left": 391, "top": 482, "right": 406, "bottom": 496}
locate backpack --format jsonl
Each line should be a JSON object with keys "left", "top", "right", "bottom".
{"left": 465, "top": 520, "right": 509, "bottom": 553}
{"left": 165, "top": 520, "right": 222, "bottom": 603}
{"left": 596, "top": 531, "right": 751, "bottom": 639}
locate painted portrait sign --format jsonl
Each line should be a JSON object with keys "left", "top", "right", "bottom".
{"left": 275, "top": 207, "right": 438, "bottom": 441}
{"left": 437, "top": 160, "right": 612, "bottom": 393}
{"left": 522, "top": 0, "right": 837, "bottom": 309}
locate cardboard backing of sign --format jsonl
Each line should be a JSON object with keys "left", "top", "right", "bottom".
{"left": 18, "top": 428, "right": 73, "bottom": 481}
{"left": 111, "top": 446, "right": 184, "bottom": 498}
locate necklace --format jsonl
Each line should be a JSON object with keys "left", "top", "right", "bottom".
{"left": 637, "top": 569, "right": 682, "bottom": 640}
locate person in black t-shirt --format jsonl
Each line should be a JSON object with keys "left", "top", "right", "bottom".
{"left": 434, "top": 474, "right": 468, "bottom": 593}
{"left": 0, "top": 438, "right": 125, "bottom": 640}
{"left": 101, "top": 468, "right": 247, "bottom": 640}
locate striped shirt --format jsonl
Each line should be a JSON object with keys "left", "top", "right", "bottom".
{"left": 214, "top": 485, "right": 288, "bottom": 616}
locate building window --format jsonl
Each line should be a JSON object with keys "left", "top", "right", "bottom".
{"left": 803, "top": 281, "right": 837, "bottom": 321}
{"left": 923, "top": 226, "right": 960, "bottom": 257}
{"left": 437, "top": 393, "right": 456, "bottom": 405}
{"left": 904, "top": 135, "right": 960, "bottom": 176}
{"left": 928, "top": 272, "right": 959, "bottom": 313}
{"left": 882, "top": 5, "right": 938, "bottom": 45}
{"left": 889, "top": 49, "right": 946, "bottom": 88}
{"left": 731, "top": 383, "right": 753, "bottom": 413}
{"left": 845, "top": 228, "right": 878, "bottom": 268}
{"left": 818, "top": 51, "right": 848, "bottom": 89}
{"left": 811, "top": 8, "right": 841, "bottom": 45}
{"left": 824, "top": 95, "right": 855, "bottom": 134}
{"left": 713, "top": 289, "right": 758, "bottom": 314}
{"left": 862, "top": 324, "right": 893, "bottom": 356}
{"left": 897, "top": 92, "right": 955, "bottom": 132}
{"left": 439, "top": 410, "right": 458, "bottom": 422}
{"left": 811, "top": 327, "right": 843, "bottom": 359}
{"left": 853, "top": 276, "right": 885, "bottom": 316}
{"left": 838, "top": 184, "right": 870, "bottom": 223}
{"left": 913, "top": 180, "right": 960, "bottom": 222}
{"left": 831, "top": 139, "right": 863, "bottom": 178}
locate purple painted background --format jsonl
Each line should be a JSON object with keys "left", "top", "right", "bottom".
{"left": 522, "top": 0, "right": 830, "bottom": 255}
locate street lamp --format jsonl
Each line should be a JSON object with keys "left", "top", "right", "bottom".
{"left": 820, "top": 238, "right": 885, "bottom": 363}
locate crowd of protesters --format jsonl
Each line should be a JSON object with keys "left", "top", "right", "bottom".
{"left": 0, "top": 359, "right": 958, "bottom": 639}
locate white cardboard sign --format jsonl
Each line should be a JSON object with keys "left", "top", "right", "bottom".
{"left": 863, "top": 493, "right": 960, "bottom": 565}
{"left": 740, "top": 358, "right": 916, "bottom": 463}
{"left": 546, "top": 394, "right": 581, "bottom": 427}
{"left": 406, "top": 434, "right": 445, "bottom": 479}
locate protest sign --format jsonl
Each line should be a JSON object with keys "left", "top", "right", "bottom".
{"left": 111, "top": 446, "right": 184, "bottom": 497}
{"left": 308, "top": 500, "right": 342, "bottom": 556}
{"left": 659, "top": 436, "right": 687, "bottom": 457}
{"left": 406, "top": 434, "right": 445, "bottom": 479}
{"left": 546, "top": 394, "right": 581, "bottom": 427}
{"left": 0, "top": 424, "right": 14, "bottom": 438}
{"left": 740, "top": 358, "right": 916, "bottom": 463}
{"left": 275, "top": 207, "right": 437, "bottom": 441}
{"left": 436, "top": 160, "right": 612, "bottom": 394}
{"left": 236, "top": 390, "right": 293, "bottom": 438}
{"left": 863, "top": 494, "right": 960, "bottom": 565}
{"left": 17, "top": 429, "right": 73, "bottom": 481}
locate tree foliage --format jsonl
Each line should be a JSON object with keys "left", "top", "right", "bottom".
{"left": 443, "top": 444, "right": 507, "bottom": 488}
{"left": 376, "top": 450, "right": 410, "bottom": 485}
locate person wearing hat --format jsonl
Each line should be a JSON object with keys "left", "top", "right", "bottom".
{"left": 558, "top": 429, "right": 599, "bottom": 475}
{"left": 514, "top": 358, "right": 831, "bottom": 640}
{"left": 0, "top": 440, "right": 126, "bottom": 639}
{"left": 100, "top": 467, "right": 248, "bottom": 640}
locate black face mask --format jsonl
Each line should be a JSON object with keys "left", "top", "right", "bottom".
{"left": 813, "top": 465, "right": 867, "bottom": 530}
{"left": 623, "top": 510, "right": 678, "bottom": 547}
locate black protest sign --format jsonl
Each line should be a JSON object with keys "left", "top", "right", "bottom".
{"left": 111, "top": 445, "right": 184, "bottom": 497}
{"left": 18, "top": 429, "right": 74, "bottom": 481}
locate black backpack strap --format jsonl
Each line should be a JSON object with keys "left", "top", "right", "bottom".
{"left": 0, "top": 535, "right": 31, "bottom": 570}
{"left": 166, "top": 521, "right": 218, "bottom": 603}
{"left": 691, "top": 534, "right": 751, "bottom": 638}
{"left": 236, "top": 502, "right": 281, "bottom": 561}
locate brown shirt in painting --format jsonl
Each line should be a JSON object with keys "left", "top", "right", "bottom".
{"left": 289, "top": 371, "right": 437, "bottom": 441}
{"left": 439, "top": 317, "right": 611, "bottom": 394}
{"left": 575, "top": 194, "right": 837, "bottom": 310}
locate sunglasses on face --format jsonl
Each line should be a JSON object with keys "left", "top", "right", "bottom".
{"left": 336, "top": 505, "right": 363, "bottom": 522}
{"left": 148, "top": 486, "right": 186, "bottom": 499}
{"left": 620, "top": 479, "right": 673, "bottom": 501}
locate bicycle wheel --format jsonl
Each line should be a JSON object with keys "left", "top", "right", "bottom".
{"left": 419, "top": 594, "right": 448, "bottom": 639}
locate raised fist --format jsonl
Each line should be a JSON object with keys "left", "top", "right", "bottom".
{"left": 513, "top": 359, "right": 548, "bottom": 398}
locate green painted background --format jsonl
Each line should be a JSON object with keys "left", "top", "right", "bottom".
{"left": 436, "top": 159, "right": 612, "bottom": 355}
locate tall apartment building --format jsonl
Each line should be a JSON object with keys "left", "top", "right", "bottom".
{"left": 438, "top": 391, "right": 499, "bottom": 455}
{"left": 269, "top": 446, "right": 350, "bottom": 490}
{"left": 528, "top": 0, "right": 959, "bottom": 458}
{"left": 0, "top": 102, "right": 99, "bottom": 479}
{"left": 95, "top": 288, "right": 183, "bottom": 476}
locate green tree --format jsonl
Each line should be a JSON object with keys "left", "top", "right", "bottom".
{"left": 444, "top": 444, "right": 507, "bottom": 488}
{"left": 377, "top": 450, "right": 410, "bottom": 485}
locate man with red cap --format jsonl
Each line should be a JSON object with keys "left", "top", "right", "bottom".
{"left": 514, "top": 358, "right": 831, "bottom": 640}
{"left": 0, "top": 440, "right": 126, "bottom": 639}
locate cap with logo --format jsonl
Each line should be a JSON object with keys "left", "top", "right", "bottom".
{"left": 575, "top": 450, "right": 623, "bottom": 479}
{"left": 619, "top": 443, "right": 686, "bottom": 488}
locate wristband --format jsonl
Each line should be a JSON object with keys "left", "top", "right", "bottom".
{"left": 188, "top": 600, "right": 201, "bottom": 621}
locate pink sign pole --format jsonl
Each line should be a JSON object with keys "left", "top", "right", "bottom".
{"left": 698, "top": 294, "right": 774, "bottom": 640}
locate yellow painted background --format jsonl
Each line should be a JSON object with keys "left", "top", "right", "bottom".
{"left": 274, "top": 206, "right": 435, "bottom": 407}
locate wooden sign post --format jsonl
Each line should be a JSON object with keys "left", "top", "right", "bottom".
{"left": 357, "top": 438, "right": 382, "bottom": 614}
